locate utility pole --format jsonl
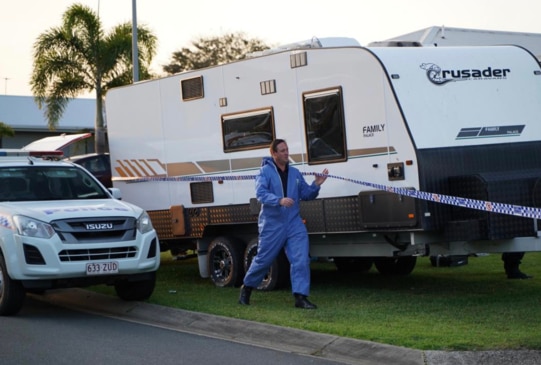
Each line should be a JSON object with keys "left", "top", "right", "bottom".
{"left": 132, "top": 0, "right": 139, "bottom": 82}
{"left": 3, "top": 77, "right": 8, "bottom": 95}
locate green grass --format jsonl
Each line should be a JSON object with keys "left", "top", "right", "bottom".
{"left": 92, "top": 252, "right": 541, "bottom": 351}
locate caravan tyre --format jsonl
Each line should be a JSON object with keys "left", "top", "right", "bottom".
{"left": 333, "top": 257, "right": 373, "bottom": 273}
{"left": 244, "top": 238, "right": 289, "bottom": 291}
{"left": 208, "top": 237, "right": 245, "bottom": 287}
{"left": 374, "top": 256, "right": 417, "bottom": 276}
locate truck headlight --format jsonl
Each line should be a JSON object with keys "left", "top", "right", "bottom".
{"left": 13, "top": 215, "right": 55, "bottom": 239}
{"left": 137, "top": 211, "right": 154, "bottom": 234}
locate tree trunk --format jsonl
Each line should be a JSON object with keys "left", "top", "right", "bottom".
{"left": 94, "top": 91, "right": 107, "bottom": 154}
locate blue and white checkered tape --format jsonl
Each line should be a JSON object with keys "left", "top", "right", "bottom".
{"left": 124, "top": 173, "right": 541, "bottom": 220}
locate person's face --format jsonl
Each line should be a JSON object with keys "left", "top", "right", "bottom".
{"left": 272, "top": 142, "right": 289, "bottom": 166}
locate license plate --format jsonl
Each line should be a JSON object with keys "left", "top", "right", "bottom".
{"left": 86, "top": 261, "right": 119, "bottom": 275}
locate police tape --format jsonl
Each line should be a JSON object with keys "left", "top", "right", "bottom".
{"left": 122, "top": 173, "right": 541, "bottom": 220}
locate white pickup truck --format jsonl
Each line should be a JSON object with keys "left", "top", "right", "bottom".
{"left": 0, "top": 149, "right": 160, "bottom": 315}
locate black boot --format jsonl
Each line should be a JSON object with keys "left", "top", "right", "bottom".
{"left": 239, "top": 285, "right": 253, "bottom": 305}
{"left": 294, "top": 294, "right": 317, "bottom": 309}
{"left": 507, "top": 270, "right": 533, "bottom": 279}
{"left": 504, "top": 259, "right": 532, "bottom": 279}
{"left": 503, "top": 252, "right": 532, "bottom": 279}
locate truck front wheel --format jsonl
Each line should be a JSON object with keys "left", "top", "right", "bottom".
{"left": 374, "top": 256, "right": 417, "bottom": 276}
{"left": 0, "top": 253, "right": 26, "bottom": 316}
{"left": 114, "top": 271, "right": 156, "bottom": 301}
{"left": 208, "top": 237, "right": 245, "bottom": 287}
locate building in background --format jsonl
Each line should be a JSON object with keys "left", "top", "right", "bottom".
{"left": 0, "top": 95, "right": 95, "bottom": 155}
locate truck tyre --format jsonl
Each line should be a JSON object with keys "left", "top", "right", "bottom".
{"left": 114, "top": 271, "right": 156, "bottom": 301}
{"left": 244, "top": 238, "right": 289, "bottom": 291}
{"left": 333, "top": 257, "right": 373, "bottom": 273}
{"left": 0, "top": 253, "right": 26, "bottom": 316}
{"left": 374, "top": 256, "right": 417, "bottom": 276}
{"left": 207, "top": 237, "right": 245, "bottom": 287}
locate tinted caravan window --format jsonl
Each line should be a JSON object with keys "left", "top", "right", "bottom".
{"left": 222, "top": 108, "right": 275, "bottom": 152}
{"left": 303, "top": 88, "right": 347, "bottom": 164}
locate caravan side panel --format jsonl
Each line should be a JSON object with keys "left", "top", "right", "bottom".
{"left": 106, "top": 80, "right": 170, "bottom": 211}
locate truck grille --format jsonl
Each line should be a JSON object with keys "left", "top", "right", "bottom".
{"left": 51, "top": 217, "right": 137, "bottom": 243}
{"left": 58, "top": 246, "right": 137, "bottom": 262}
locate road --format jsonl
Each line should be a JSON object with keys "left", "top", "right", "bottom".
{"left": 0, "top": 295, "right": 349, "bottom": 365}
{"left": 4, "top": 290, "right": 541, "bottom": 365}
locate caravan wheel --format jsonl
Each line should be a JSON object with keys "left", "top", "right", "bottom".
{"left": 207, "top": 237, "right": 245, "bottom": 287}
{"left": 244, "top": 238, "right": 289, "bottom": 291}
{"left": 333, "top": 257, "right": 373, "bottom": 273}
{"left": 374, "top": 256, "right": 417, "bottom": 276}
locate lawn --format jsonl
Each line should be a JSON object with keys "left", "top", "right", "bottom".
{"left": 92, "top": 251, "right": 541, "bottom": 351}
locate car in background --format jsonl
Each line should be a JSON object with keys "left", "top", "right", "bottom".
{"left": 22, "top": 132, "right": 92, "bottom": 156}
{"left": 65, "top": 153, "right": 112, "bottom": 188}
{"left": 22, "top": 133, "right": 112, "bottom": 188}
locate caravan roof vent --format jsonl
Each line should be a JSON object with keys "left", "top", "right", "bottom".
{"left": 247, "top": 37, "right": 361, "bottom": 58}
{"left": 368, "top": 40, "right": 423, "bottom": 47}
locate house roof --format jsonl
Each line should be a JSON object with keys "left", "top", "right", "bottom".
{"left": 0, "top": 95, "right": 95, "bottom": 132}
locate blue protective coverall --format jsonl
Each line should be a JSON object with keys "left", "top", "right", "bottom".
{"left": 243, "top": 156, "right": 321, "bottom": 296}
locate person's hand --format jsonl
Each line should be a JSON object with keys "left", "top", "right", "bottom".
{"left": 280, "top": 197, "right": 295, "bottom": 207}
{"left": 315, "top": 168, "right": 329, "bottom": 186}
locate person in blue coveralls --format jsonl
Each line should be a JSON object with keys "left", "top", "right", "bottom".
{"left": 239, "top": 139, "right": 329, "bottom": 309}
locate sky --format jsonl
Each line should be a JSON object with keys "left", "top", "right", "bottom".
{"left": 1, "top": 0, "right": 541, "bottom": 97}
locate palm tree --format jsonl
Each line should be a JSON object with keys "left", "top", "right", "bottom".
{"left": 31, "top": 3, "right": 157, "bottom": 154}
{"left": 0, "top": 121, "right": 15, "bottom": 148}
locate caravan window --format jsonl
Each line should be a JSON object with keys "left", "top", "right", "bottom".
{"left": 303, "top": 88, "right": 347, "bottom": 164}
{"left": 221, "top": 108, "right": 275, "bottom": 152}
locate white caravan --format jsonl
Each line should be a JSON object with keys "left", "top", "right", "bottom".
{"left": 105, "top": 40, "right": 541, "bottom": 289}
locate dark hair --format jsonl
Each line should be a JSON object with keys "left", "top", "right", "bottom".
{"left": 270, "top": 139, "right": 286, "bottom": 154}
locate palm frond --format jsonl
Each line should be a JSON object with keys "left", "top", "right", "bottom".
{"left": 30, "top": 3, "right": 157, "bottom": 134}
